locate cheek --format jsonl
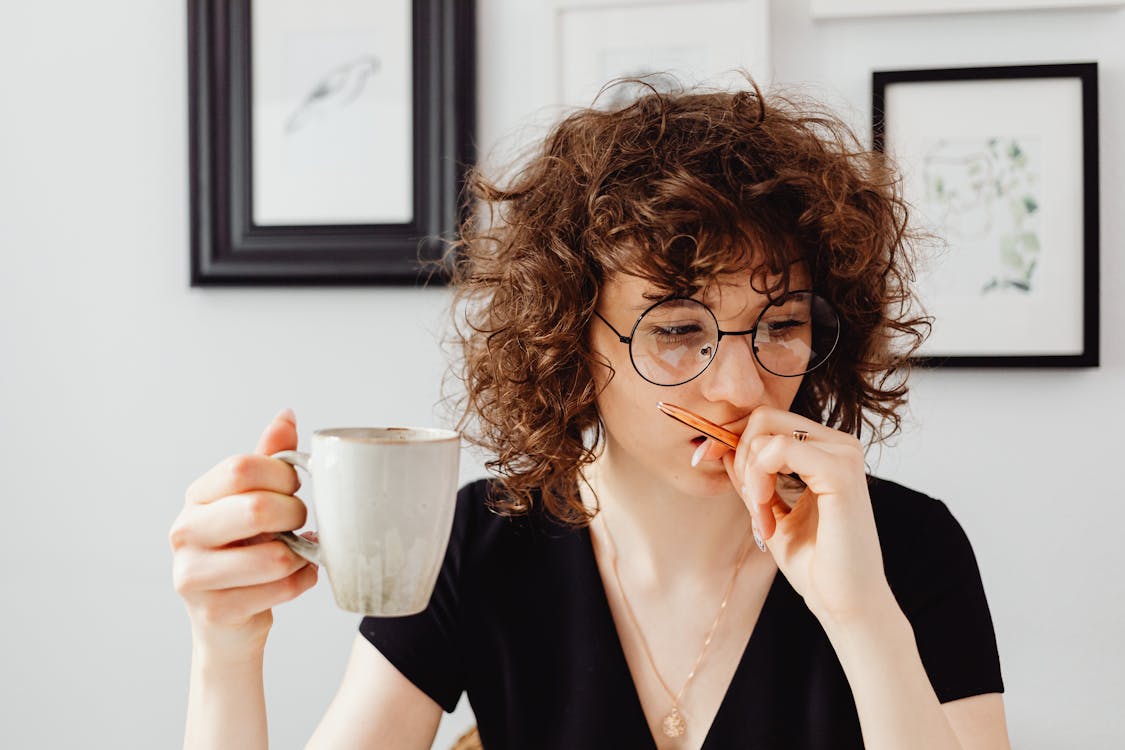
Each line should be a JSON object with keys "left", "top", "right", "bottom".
{"left": 589, "top": 331, "right": 641, "bottom": 403}
{"left": 590, "top": 354, "right": 668, "bottom": 438}
{"left": 767, "top": 373, "right": 805, "bottom": 412}
{"left": 598, "top": 368, "right": 656, "bottom": 427}
{"left": 586, "top": 329, "right": 617, "bottom": 391}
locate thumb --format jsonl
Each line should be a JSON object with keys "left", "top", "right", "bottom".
{"left": 255, "top": 407, "right": 298, "bottom": 456}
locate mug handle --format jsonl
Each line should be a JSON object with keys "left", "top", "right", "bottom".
{"left": 269, "top": 450, "right": 321, "bottom": 565}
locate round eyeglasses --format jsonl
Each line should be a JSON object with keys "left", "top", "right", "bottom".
{"left": 593, "top": 290, "right": 841, "bottom": 386}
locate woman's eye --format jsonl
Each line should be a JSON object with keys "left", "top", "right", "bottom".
{"left": 649, "top": 323, "right": 703, "bottom": 339}
{"left": 763, "top": 318, "right": 808, "bottom": 336}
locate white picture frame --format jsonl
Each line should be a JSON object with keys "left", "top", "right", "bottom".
{"left": 251, "top": 0, "right": 413, "bottom": 226}
{"left": 874, "top": 64, "right": 1099, "bottom": 367}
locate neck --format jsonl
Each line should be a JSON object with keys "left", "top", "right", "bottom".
{"left": 580, "top": 438, "right": 759, "bottom": 594}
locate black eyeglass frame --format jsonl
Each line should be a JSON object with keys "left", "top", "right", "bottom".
{"left": 593, "top": 289, "right": 840, "bottom": 386}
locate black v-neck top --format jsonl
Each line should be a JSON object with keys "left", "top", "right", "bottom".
{"left": 359, "top": 477, "right": 1004, "bottom": 749}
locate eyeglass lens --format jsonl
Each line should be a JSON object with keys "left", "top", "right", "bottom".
{"left": 629, "top": 292, "right": 839, "bottom": 385}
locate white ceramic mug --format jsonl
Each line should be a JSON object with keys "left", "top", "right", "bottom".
{"left": 270, "top": 427, "right": 460, "bottom": 616}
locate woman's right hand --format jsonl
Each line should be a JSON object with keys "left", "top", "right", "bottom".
{"left": 170, "top": 408, "right": 319, "bottom": 661}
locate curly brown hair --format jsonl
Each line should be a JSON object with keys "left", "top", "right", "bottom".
{"left": 443, "top": 75, "right": 930, "bottom": 528}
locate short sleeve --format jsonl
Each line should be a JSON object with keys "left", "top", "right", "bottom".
{"left": 357, "top": 480, "right": 481, "bottom": 713}
{"left": 905, "top": 496, "right": 1005, "bottom": 704}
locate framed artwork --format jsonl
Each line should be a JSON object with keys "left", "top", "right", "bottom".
{"left": 873, "top": 63, "right": 1099, "bottom": 367}
{"left": 812, "top": 0, "right": 1123, "bottom": 18}
{"left": 553, "top": 0, "right": 770, "bottom": 108}
{"left": 188, "top": 0, "right": 475, "bottom": 286}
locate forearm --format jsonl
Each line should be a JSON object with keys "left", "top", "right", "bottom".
{"left": 184, "top": 647, "right": 269, "bottom": 750}
{"left": 820, "top": 594, "right": 961, "bottom": 750}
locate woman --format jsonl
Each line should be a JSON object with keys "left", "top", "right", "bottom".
{"left": 171, "top": 78, "right": 1010, "bottom": 749}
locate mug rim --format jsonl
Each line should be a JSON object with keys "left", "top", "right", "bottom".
{"left": 313, "top": 427, "right": 460, "bottom": 444}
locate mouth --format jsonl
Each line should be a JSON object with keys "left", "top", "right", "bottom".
{"left": 690, "top": 435, "right": 707, "bottom": 447}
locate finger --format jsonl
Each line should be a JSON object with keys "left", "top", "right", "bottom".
{"left": 226, "top": 532, "right": 278, "bottom": 549}
{"left": 756, "top": 494, "right": 778, "bottom": 539}
{"left": 746, "top": 432, "right": 850, "bottom": 458}
{"left": 187, "top": 563, "right": 319, "bottom": 628}
{"left": 739, "top": 436, "right": 799, "bottom": 517}
{"left": 185, "top": 453, "right": 301, "bottom": 506}
{"left": 750, "top": 434, "right": 866, "bottom": 543}
{"left": 748, "top": 435, "right": 859, "bottom": 509}
{"left": 724, "top": 450, "right": 755, "bottom": 501}
{"left": 761, "top": 484, "right": 817, "bottom": 548}
{"left": 694, "top": 437, "right": 733, "bottom": 466}
{"left": 174, "top": 540, "right": 311, "bottom": 592}
{"left": 725, "top": 474, "right": 798, "bottom": 544}
{"left": 732, "top": 420, "right": 758, "bottom": 493}
{"left": 723, "top": 452, "right": 774, "bottom": 536}
{"left": 256, "top": 408, "right": 298, "bottom": 456}
{"left": 742, "top": 405, "right": 855, "bottom": 448}
{"left": 170, "top": 491, "right": 308, "bottom": 549}
{"left": 758, "top": 486, "right": 800, "bottom": 537}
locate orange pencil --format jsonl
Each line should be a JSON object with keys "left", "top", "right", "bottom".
{"left": 658, "top": 401, "right": 808, "bottom": 500}
{"left": 656, "top": 402, "right": 740, "bottom": 450}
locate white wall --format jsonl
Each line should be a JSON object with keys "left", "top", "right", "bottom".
{"left": 0, "top": 1, "right": 1121, "bottom": 748}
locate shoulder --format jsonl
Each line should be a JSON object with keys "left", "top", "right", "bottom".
{"left": 866, "top": 474, "right": 961, "bottom": 536}
{"left": 865, "top": 475, "right": 985, "bottom": 610}
{"left": 449, "top": 478, "right": 586, "bottom": 619}
{"left": 452, "top": 478, "right": 564, "bottom": 563}
{"left": 454, "top": 477, "right": 546, "bottom": 533}
{"left": 864, "top": 476, "right": 1006, "bottom": 701}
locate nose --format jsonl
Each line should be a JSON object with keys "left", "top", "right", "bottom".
{"left": 696, "top": 333, "right": 766, "bottom": 408}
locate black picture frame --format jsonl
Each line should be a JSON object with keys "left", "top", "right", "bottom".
{"left": 188, "top": 0, "right": 476, "bottom": 286}
{"left": 872, "top": 62, "right": 1099, "bottom": 368}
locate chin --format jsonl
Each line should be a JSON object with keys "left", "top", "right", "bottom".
{"left": 669, "top": 465, "right": 738, "bottom": 499}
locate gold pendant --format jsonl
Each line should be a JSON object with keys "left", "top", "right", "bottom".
{"left": 662, "top": 707, "right": 686, "bottom": 738}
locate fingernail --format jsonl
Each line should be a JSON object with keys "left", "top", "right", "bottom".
{"left": 752, "top": 522, "right": 766, "bottom": 552}
{"left": 691, "top": 441, "right": 707, "bottom": 468}
{"left": 276, "top": 407, "right": 296, "bottom": 424}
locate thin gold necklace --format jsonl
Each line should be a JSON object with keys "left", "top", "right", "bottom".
{"left": 598, "top": 511, "right": 754, "bottom": 739}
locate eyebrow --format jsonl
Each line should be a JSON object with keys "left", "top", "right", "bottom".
{"left": 630, "top": 289, "right": 727, "bottom": 311}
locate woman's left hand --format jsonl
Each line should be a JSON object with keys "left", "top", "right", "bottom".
{"left": 705, "top": 406, "right": 896, "bottom": 627}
